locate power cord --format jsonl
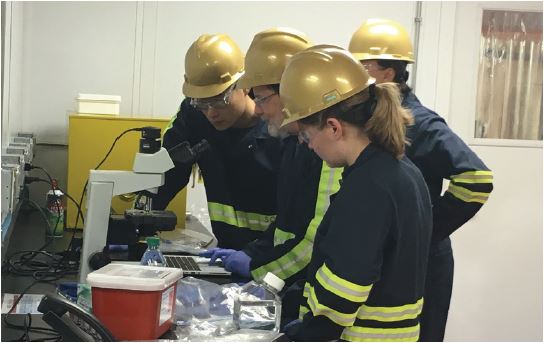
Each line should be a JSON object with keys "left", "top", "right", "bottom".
{"left": 25, "top": 177, "right": 83, "bottom": 251}
{"left": 20, "top": 198, "right": 56, "bottom": 252}
{"left": 23, "top": 166, "right": 62, "bottom": 242}
{"left": 73, "top": 127, "right": 145, "bottom": 231}
{"left": 4, "top": 249, "right": 79, "bottom": 282}
{"left": 3, "top": 280, "right": 62, "bottom": 341}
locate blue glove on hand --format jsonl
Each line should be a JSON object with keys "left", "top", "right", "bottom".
{"left": 223, "top": 251, "right": 251, "bottom": 278}
{"left": 199, "top": 248, "right": 236, "bottom": 264}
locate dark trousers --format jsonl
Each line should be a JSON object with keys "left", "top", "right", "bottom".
{"left": 419, "top": 238, "right": 455, "bottom": 342}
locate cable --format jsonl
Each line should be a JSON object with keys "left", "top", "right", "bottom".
{"left": 25, "top": 166, "right": 63, "bottom": 239}
{"left": 20, "top": 199, "right": 56, "bottom": 252}
{"left": 3, "top": 280, "right": 62, "bottom": 341}
{"left": 4, "top": 250, "right": 78, "bottom": 281}
{"left": 73, "top": 127, "right": 144, "bottom": 231}
{"left": 23, "top": 177, "right": 84, "bottom": 253}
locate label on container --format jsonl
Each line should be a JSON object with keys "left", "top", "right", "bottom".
{"left": 159, "top": 285, "right": 175, "bottom": 326}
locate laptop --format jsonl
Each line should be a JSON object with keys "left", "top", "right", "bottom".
{"left": 163, "top": 255, "right": 231, "bottom": 277}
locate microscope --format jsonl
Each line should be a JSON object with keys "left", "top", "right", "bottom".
{"left": 78, "top": 127, "right": 209, "bottom": 282}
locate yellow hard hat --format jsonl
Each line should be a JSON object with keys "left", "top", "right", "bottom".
{"left": 349, "top": 18, "right": 414, "bottom": 63}
{"left": 280, "top": 45, "right": 373, "bottom": 127}
{"left": 182, "top": 33, "right": 245, "bottom": 99}
{"left": 237, "top": 27, "right": 312, "bottom": 90}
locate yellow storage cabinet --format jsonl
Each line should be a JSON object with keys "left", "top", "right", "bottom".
{"left": 67, "top": 114, "right": 186, "bottom": 229}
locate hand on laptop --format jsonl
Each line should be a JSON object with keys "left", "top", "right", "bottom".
{"left": 223, "top": 251, "right": 251, "bottom": 278}
{"left": 199, "top": 248, "right": 236, "bottom": 265}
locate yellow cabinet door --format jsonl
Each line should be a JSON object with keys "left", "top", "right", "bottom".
{"left": 67, "top": 114, "right": 186, "bottom": 229}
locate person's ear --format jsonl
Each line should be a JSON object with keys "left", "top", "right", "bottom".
{"left": 326, "top": 118, "right": 343, "bottom": 140}
{"left": 383, "top": 68, "right": 396, "bottom": 83}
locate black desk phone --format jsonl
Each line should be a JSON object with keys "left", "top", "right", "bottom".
{"left": 37, "top": 293, "right": 115, "bottom": 341}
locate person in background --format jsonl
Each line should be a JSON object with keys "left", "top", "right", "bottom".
{"left": 348, "top": 18, "right": 494, "bottom": 341}
{"left": 280, "top": 45, "right": 433, "bottom": 341}
{"left": 153, "top": 33, "right": 281, "bottom": 250}
{"left": 200, "top": 28, "right": 342, "bottom": 292}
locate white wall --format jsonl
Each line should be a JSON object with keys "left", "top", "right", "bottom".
{"left": 447, "top": 145, "right": 543, "bottom": 341}
{"left": 1, "top": 2, "right": 24, "bottom": 148}
{"left": 444, "top": 2, "right": 543, "bottom": 340}
{"left": 8, "top": 1, "right": 418, "bottom": 144}
{"left": 2, "top": 1, "right": 542, "bottom": 341}
{"left": 149, "top": 1, "right": 417, "bottom": 119}
{"left": 20, "top": 2, "right": 139, "bottom": 144}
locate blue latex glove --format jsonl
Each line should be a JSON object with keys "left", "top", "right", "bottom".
{"left": 199, "top": 248, "right": 237, "bottom": 264}
{"left": 223, "top": 251, "right": 251, "bottom": 278}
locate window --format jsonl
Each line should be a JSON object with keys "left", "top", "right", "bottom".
{"left": 475, "top": 10, "right": 543, "bottom": 140}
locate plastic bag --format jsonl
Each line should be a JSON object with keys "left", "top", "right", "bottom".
{"left": 175, "top": 277, "right": 239, "bottom": 325}
{"left": 173, "top": 277, "right": 282, "bottom": 341}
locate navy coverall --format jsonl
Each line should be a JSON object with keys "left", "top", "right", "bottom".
{"left": 153, "top": 99, "right": 282, "bottom": 250}
{"left": 243, "top": 136, "right": 342, "bottom": 287}
{"left": 404, "top": 91, "right": 494, "bottom": 341}
{"left": 286, "top": 143, "right": 433, "bottom": 341}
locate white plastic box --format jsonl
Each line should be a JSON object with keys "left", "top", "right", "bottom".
{"left": 76, "top": 94, "right": 121, "bottom": 115}
{"left": 87, "top": 264, "right": 183, "bottom": 340}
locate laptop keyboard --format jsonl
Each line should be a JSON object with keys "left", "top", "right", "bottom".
{"left": 164, "top": 256, "right": 202, "bottom": 272}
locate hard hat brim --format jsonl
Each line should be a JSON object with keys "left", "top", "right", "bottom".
{"left": 352, "top": 52, "right": 414, "bottom": 63}
{"left": 183, "top": 79, "right": 237, "bottom": 99}
{"left": 280, "top": 112, "right": 299, "bottom": 128}
{"left": 236, "top": 74, "right": 255, "bottom": 90}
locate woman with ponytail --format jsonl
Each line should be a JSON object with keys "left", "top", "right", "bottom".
{"left": 349, "top": 19, "right": 494, "bottom": 341}
{"left": 279, "top": 45, "right": 432, "bottom": 342}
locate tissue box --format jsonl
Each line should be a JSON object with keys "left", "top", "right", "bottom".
{"left": 76, "top": 94, "right": 121, "bottom": 115}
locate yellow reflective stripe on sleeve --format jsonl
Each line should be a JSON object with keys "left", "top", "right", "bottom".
{"left": 356, "top": 298, "right": 423, "bottom": 322}
{"left": 273, "top": 228, "right": 296, "bottom": 247}
{"left": 446, "top": 183, "right": 490, "bottom": 204}
{"left": 251, "top": 164, "right": 342, "bottom": 280}
{"left": 298, "top": 305, "right": 310, "bottom": 320}
{"left": 307, "top": 286, "right": 358, "bottom": 326}
{"left": 162, "top": 113, "right": 177, "bottom": 135}
{"left": 316, "top": 263, "right": 372, "bottom": 303}
{"left": 341, "top": 324, "right": 420, "bottom": 342}
{"left": 298, "top": 282, "right": 311, "bottom": 319}
{"left": 450, "top": 170, "right": 494, "bottom": 184}
{"left": 207, "top": 202, "right": 275, "bottom": 231}
{"left": 303, "top": 281, "right": 311, "bottom": 298}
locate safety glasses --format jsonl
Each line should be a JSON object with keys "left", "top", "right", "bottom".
{"left": 361, "top": 62, "right": 386, "bottom": 73}
{"left": 253, "top": 92, "right": 277, "bottom": 106}
{"left": 190, "top": 83, "right": 236, "bottom": 112}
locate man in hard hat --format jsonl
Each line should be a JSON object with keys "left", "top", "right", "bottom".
{"left": 200, "top": 29, "right": 342, "bottom": 296}
{"left": 154, "top": 33, "right": 281, "bottom": 250}
{"left": 348, "top": 19, "right": 494, "bottom": 341}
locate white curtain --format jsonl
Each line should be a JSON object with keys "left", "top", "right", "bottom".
{"left": 475, "top": 10, "right": 543, "bottom": 140}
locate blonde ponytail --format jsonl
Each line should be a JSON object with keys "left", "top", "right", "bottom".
{"left": 365, "top": 82, "right": 414, "bottom": 159}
